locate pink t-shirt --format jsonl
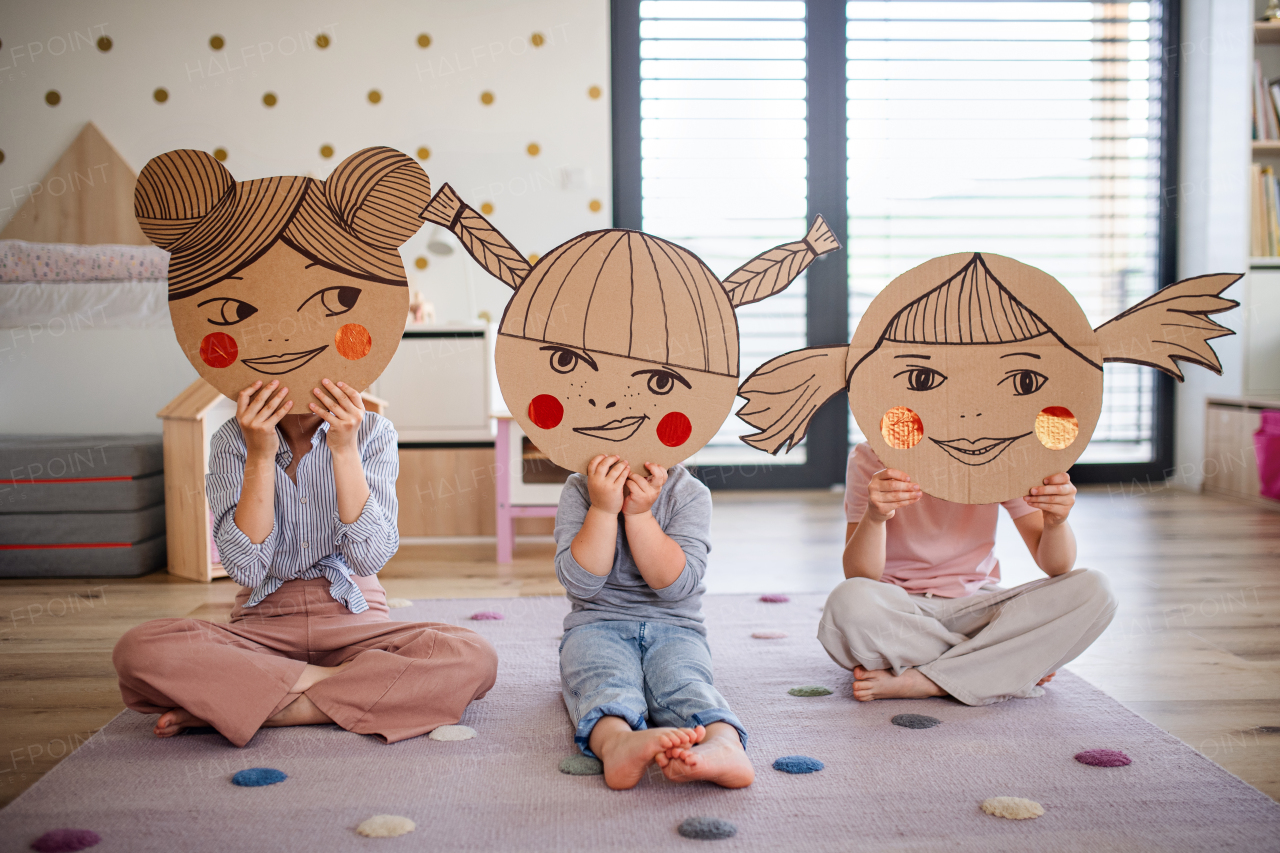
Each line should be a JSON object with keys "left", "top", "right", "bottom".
{"left": 844, "top": 443, "right": 1038, "bottom": 598}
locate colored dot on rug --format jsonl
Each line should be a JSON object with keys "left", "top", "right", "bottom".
{"left": 752, "top": 630, "right": 788, "bottom": 639}
{"left": 471, "top": 611, "right": 505, "bottom": 620}
{"left": 30, "top": 829, "right": 100, "bottom": 852}
{"left": 558, "top": 755, "right": 604, "bottom": 775}
{"left": 788, "top": 686, "right": 832, "bottom": 697}
{"left": 772, "top": 755, "right": 824, "bottom": 774}
{"left": 428, "top": 725, "right": 476, "bottom": 741}
{"left": 1075, "top": 748, "right": 1131, "bottom": 767}
{"left": 231, "top": 768, "right": 287, "bottom": 787}
{"left": 759, "top": 594, "right": 790, "bottom": 603}
{"left": 891, "top": 713, "right": 941, "bottom": 729}
{"left": 677, "top": 817, "right": 738, "bottom": 840}
{"left": 980, "top": 797, "right": 1044, "bottom": 820}
{"left": 386, "top": 598, "right": 412, "bottom": 608}
{"left": 356, "top": 815, "right": 416, "bottom": 838}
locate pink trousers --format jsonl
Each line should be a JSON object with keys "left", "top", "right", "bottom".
{"left": 112, "top": 576, "right": 498, "bottom": 747}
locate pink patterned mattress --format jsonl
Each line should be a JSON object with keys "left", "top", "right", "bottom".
{"left": 0, "top": 239, "right": 168, "bottom": 282}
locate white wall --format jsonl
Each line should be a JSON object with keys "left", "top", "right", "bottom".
{"left": 0, "top": 0, "right": 611, "bottom": 434}
{"left": 1173, "top": 0, "right": 1252, "bottom": 489}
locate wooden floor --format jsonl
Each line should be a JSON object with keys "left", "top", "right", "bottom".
{"left": 0, "top": 485, "right": 1277, "bottom": 808}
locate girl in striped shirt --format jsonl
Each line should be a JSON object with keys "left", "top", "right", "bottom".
{"left": 112, "top": 148, "right": 498, "bottom": 746}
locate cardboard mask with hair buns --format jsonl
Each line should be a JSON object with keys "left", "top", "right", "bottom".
{"left": 134, "top": 147, "right": 431, "bottom": 408}
{"left": 422, "top": 184, "right": 840, "bottom": 475}
{"left": 738, "top": 252, "right": 1241, "bottom": 504}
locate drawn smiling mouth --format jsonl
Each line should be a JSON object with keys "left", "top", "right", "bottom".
{"left": 930, "top": 433, "right": 1033, "bottom": 467}
{"left": 241, "top": 345, "right": 328, "bottom": 375}
{"left": 573, "top": 415, "right": 649, "bottom": 442}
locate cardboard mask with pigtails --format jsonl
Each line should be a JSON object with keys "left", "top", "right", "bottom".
{"left": 738, "top": 252, "right": 1241, "bottom": 504}
{"left": 134, "top": 147, "right": 432, "bottom": 408}
{"left": 423, "top": 184, "right": 840, "bottom": 474}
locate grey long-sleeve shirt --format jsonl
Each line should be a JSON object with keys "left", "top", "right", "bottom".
{"left": 554, "top": 465, "right": 712, "bottom": 635}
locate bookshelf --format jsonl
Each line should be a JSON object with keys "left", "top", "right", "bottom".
{"left": 1252, "top": 14, "right": 1280, "bottom": 257}
{"left": 1251, "top": 17, "right": 1280, "bottom": 405}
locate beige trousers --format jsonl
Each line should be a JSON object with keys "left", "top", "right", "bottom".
{"left": 113, "top": 575, "right": 499, "bottom": 747}
{"left": 817, "top": 568, "right": 1117, "bottom": 706}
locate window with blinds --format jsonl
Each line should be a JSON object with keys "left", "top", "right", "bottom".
{"left": 639, "top": 0, "right": 810, "bottom": 465}
{"left": 846, "top": 0, "right": 1167, "bottom": 462}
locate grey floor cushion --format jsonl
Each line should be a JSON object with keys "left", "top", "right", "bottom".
{"left": 0, "top": 533, "right": 166, "bottom": 578}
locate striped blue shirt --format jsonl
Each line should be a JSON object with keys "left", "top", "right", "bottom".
{"left": 207, "top": 413, "right": 399, "bottom": 613}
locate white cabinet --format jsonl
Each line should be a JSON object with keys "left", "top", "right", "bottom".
{"left": 370, "top": 325, "right": 494, "bottom": 443}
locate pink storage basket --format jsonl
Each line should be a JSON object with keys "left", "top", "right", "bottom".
{"left": 1255, "top": 410, "right": 1280, "bottom": 501}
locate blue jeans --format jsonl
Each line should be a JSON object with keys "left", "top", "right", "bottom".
{"left": 559, "top": 620, "right": 747, "bottom": 757}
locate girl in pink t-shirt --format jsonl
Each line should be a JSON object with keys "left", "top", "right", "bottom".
{"left": 817, "top": 442, "right": 1115, "bottom": 706}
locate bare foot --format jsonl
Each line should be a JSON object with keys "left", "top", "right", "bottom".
{"left": 288, "top": 661, "right": 351, "bottom": 693}
{"left": 660, "top": 723, "right": 754, "bottom": 788}
{"left": 262, "top": 693, "right": 334, "bottom": 728}
{"left": 852, "top": 665, "right": 947, "bottom": 701}
{"left": 1037, "top": 671, "right": 1056, "bottom": 687}
{"left": 154, "top": 708, "right": 209, "bottom": 737}
{"left": 589, "top": 717, "right": 699, "bottom": 791}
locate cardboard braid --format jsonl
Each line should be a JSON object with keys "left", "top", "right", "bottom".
{"left": 424, "top": 184, "right": 532, "bottom": 290}
{"left": 723, "top": 215, "right": 840, "bottom": 307}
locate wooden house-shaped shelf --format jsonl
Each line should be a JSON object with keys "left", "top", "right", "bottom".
{"left": 157, "top": 380, "right": 236, "bottom": 582}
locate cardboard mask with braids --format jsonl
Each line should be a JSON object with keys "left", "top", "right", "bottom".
{"left": 424, "top": 184, "right": 841, "bottom": 474}
{"left": 737, "top": 251, "right": 1240, "bottom": 504}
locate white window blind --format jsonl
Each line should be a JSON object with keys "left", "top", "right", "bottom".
{"left": 846, "top": 1, "right": 1166, "bottom": 462}
{"left": 639, "top": 0, "right": 810, "bottom": 465}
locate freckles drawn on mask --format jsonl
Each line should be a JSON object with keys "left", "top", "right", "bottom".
{"left": 418, "top": 183, "right": 842, "bottom": 475}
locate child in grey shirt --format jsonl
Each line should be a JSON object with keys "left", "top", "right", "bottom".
{"left": 555, "top": 454, "right": 753, "bottom": 790}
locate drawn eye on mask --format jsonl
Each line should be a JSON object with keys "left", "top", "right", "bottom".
{"left": 894, "top": 366, "right": 946, "bottom": 392}
{"left": 198, "top": 295, "right": 258, "bottom": 326}
{"left": 299, "top": 285, "right": 362, "bottom": 318}
{"left": 541, "top": 345, "right": 598, "bottom": 375}
{"left": 632, "top": 368, "right": 690, "bottom": 396}
{"left": 999, "top": 369, "right": 1047, "bottom": 397}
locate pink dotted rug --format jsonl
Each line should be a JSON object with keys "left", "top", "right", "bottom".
{"left": 1, "top": 594, "right": 1277, "bottom": 852}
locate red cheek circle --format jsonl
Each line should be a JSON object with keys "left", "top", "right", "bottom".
{"left": 335, "top": 324, "right": 372, "bottom": 360}
{"left": 1036, "top": 406, "right": 1079, "bottom": 450}
{"left": 657, "top": 412, "right": 692, "bottom": 448}
{"left": 528, "top": 394, "right": 564, "bottom": 430}
{"left": 881, "top": 406, "right": 923, "bottom": 450}
{"left": 199, "top": 332, "right": 237, "bottom": 368}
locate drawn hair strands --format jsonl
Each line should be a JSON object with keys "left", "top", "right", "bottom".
{"left": 850, "top": 252, "right": 1102, "bottom": 375}
{"left": 737, "top": 252, "right": 1241, "bottom": 458}
{"left": 136, "top": 147, "right": 430, "bottom": 300}
{"left": 424, "top": 182, "right": 840, "bottom": 376}
{"left": 1094, "top": 272, "right": 1241, "bottom": 379}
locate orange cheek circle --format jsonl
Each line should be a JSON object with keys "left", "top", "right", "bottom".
{"left": 528, "top": 394, "right": 563, "bottom": 430}
{"left": 1036, "top": 406, "right": 1079, "bottom": 450}
{"left": 657, "top": 412, "right": 692, "bottom": 447}
{"left": 880, "top": 406, "right": 924, "bottom": 450}
{"left": 335, "top": 324, "right": 372, "bottom": 360}
{"left": 199, "top": 332, "right": 237, "bottom": 368}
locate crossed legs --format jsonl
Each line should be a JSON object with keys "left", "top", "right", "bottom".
{"left": 561, "top": 621, "right": 753, "bottom": 790}
{"left": 818, "top": 569, "right": 1116, "bottom": 706}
